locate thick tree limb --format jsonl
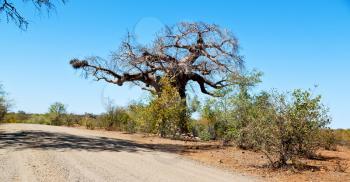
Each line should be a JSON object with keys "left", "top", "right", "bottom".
{"left": 70, "top": 59, "right": 159, "bottom": 87}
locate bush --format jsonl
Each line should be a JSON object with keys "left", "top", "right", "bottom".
{"left": 123, "top": 118, "right": 137, "bottom": 133}
{"left": 81, "top": 114, "right": 98, "bottom": 130}
{"left": 320, "top": 129, "right": 337, "bottom": 151}
{"left": 198, "top": 128, "right": 212, "bottom": 141}
{"left": 190, "top": 121, "right": 212, "bottom": 141}
{"left": 248, "top": 89, "right": 331, "bottom": 167}
{"left": 198, "top": 99, "right": 218, "bottom": 140}
{"left": 202, "top": 84, "right": 332, "bottom": 167}
{"left": 129, "top": 77, "right": 189, "bottom": 137}
{"left": 197, "top": 71, "right": 262, "bottom": 144}
{"left": 101, "top": 106, "right": 131, "bottom": 131}
{"left": 229, "top": 90, "right": 255, "bottom": 149}
{"left": 65, "top": 114, "right": 83, "bottom": 127}
{"left": 128, "top": 102, "right": 153, "bottom": 133}
{"left": 334, "top": 129, "right": 350, "bottom": 147}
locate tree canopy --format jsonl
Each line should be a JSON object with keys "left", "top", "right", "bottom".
{"left": 70, "top": 22, "right": 243, "bottom": 99}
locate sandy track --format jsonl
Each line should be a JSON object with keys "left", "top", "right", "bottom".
{"left": 0, "top": 123, "right": 259, "bottom": 182}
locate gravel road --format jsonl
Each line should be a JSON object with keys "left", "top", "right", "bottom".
{"left": 0, "top": 123, "right": 259, "bottom": 182}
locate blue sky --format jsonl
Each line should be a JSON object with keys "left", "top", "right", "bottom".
{"left": 0, "top": 0, "right": 349, "bottom": 128}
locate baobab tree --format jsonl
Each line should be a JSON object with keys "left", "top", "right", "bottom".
{"left": 0, "top": 0, "right": 65, "bottom": 30}
{"left": 70, "top": 22, "right": 243, "bottom": 133}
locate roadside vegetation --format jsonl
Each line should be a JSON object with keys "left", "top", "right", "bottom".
{"left": 2, "top": 74, "right": 348, "bottom": 170}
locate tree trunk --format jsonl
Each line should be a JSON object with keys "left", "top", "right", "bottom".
{"left": 178, "top": 87, "right": 189, "bottom": 134}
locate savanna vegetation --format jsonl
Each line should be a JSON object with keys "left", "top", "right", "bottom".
{"left": 1, "top": 22, "right": 348, "bottom": 170}
{"left": 2, "top": 75, "right": 348, "bottom": 169}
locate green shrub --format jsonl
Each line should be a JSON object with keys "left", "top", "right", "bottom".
{"left": 64, "top": 114, "right": 82, "bottom": 127}
{"left": 198, "top": 71, "right": 262, "bottom": 144}
{"left": 101, "top": 106, "right": 131, "bottom": 131}
{"left": 129, "top": 77, "right": 189, "bottom": 137}
{"left": 128, "top": 103, "right": 152, "bottom": 133}
{"left": 201, "top": 83, "right": 332, "bottom": 168}
{"left": 319, "top": 129, "right": 337, "bottom": 151}
{"left": 85, "top": 120, "right": 96, "bottom": 130}
{"left": 190, "top": 121, "right": 211, "bottom": 141}
{"left": 199, "top": 99, "right": 219, "bottom": 140}
{"left": 248, "top": 89, "right": 331, "bottom": 167}
{"left": 81, "top": 114, "right": 98, "bottom": 130}
{"left": 123, "top": 118, "right": 137, "bottom": 133}
{"left": 199, "top": 128, "right": 211, "bottom": 141}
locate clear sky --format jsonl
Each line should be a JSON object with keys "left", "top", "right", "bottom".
{"left": 0, "top": 0, "right": 349, "bottom": 128}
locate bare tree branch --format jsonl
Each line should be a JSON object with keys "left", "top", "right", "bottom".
{"left": 0, "top": 0, "right": 65, "bottom": 30}
{"left": 70, "top": 22, "right": 243, "bottom": 98}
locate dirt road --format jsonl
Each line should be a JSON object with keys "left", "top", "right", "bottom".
{"left": 0, "top": 124, "right": 259, "bottom": 182}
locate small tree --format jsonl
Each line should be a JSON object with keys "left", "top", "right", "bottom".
{"left": 197, "top": 70, "right": 262, "bottom": 142}
{"left": 48, "top": 102, "right": 67, "bottom": 125}
{"left": 198, "top": 98, "right": 219, "bottom": 140}
{"left": 229, "top": 71, "right": 262, "bottom": 148}
{"left": 0, "top": 84, "right": 9, "bottom": 122}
